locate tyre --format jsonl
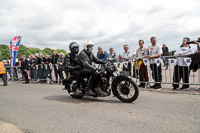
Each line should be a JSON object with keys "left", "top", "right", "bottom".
{"left": 112, "top": 75, "right": 139, "bottom": 103}
{"left": 66, "top": 79, "right": 84, "bottom": 99}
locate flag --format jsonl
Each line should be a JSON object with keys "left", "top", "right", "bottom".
{"left": 10, "top": 36, "right": 22, "bottom": 67}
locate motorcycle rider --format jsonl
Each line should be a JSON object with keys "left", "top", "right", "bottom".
{"left": 78, "top": 41, "right": 106, "bottom": 95}
{"left": 64, "top": 42, "right": 82, "bottom": 94}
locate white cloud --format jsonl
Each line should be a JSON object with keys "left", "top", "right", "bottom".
{"left": 0, "top": 0, "right": 200, "bottom": 54}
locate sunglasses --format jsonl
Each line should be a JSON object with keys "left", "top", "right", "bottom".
{"left": 88, "top": 45, "right": 93, "bottom": 48}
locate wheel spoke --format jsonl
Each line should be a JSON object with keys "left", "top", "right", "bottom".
{"left": 116, "top": 80, "right": 136, "bottom": 99}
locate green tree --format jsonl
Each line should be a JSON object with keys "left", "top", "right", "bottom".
{"left": 56, "top": 49, "right": 67, "bottom": 55}
{"left": 28, "top": 47, "right": 40, "bottom": 55}
{"left": 17, "top": 44, "right": 29, "bottom": 58}
{"left": 0, "top": 44, "right": 10, "bottom": 61}
{"left": 43, "top": 47, "right": 53, "bottom": 56}
{"left": 0, "top": 44, "right": 67, "bottom": 60}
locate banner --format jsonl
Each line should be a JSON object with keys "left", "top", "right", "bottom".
{"left": 183, "top": 58, "right": 192, "bottom": 67}
{"left": 155, "top": 59, "right": 161, "bottom": 67}
{"left": 168, "top": 59, "right": 177, "bottom": 66}
{"left": 10, "top": 36, "right": 22, "bottom": 67}
{"left": 143, "top": 58, "right": 148, "bottom": 66}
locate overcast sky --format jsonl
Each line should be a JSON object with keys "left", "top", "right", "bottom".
{"left": 0, "top": 0, "right": 199, "bottom": 54}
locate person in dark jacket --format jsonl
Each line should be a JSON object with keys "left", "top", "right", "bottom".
{"left": 20, "top": 55, "right": 29, "bottom": 84}
{"left": 64, "top": 42, "right": 82, "bottom": 93}
{"left": 43, "top": 55, "right": 51, "bottom": 83}
{"left": 37, "top": 52, "right": 44, "bottom": 83}
{"left": 52, "top": 50, "right": 59, "bottom": 83}
{"left": 33, "top": 53, "right": 39, "bottom": 81}
{"left": 78, "top": 41, "right": 106, "bottom": 95}
{"left": 28, "top": 55, "right": 35, "bottom": 80}
{"left": 108, "top": 47, "right": 118, "bottom": 62}
{"left": 162, "top": 44, "right": 169, "bottom": 69}
{"left": 57, "top": 52, "right": 65, "bottom": 83}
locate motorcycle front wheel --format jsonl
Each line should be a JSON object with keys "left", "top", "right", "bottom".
{"left": 112, "top": 76, "right": 139, "bottom": 103}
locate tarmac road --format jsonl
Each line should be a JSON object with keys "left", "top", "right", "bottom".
{"left": 0, "top": 82, "right": 199, "bottom": 133}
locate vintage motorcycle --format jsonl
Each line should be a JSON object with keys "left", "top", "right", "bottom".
{"left": 63, "top": 62, "right": 139, "bottom": 103}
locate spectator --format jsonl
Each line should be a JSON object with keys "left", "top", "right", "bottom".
{"left": 135, "top": 40, "right": 148, "bottom": 88}
{"left": 108, "top": 48, "right": 118, "bottom": 62}
{"left": 172, "top": 37, "right": 196, "bottom": 90}
{"left": 97, "top": 46, "right": 102, "bottom": 56}
{"left": 29, "top": 55, "right": 35, "bottom": 80}
{"left": 39, "top": 52, "right": 47, "bottom": 83}
{"left": 5, "top": 61, "right": 12, "bottom": 80}
{"left": 20, "top": 55, "right": 30, "bottom": 84}
{"left": 162, "top": 44, "right": 169, "bottom": 69}
{"left": 0, "top": 60, "right": 8, "bottom": 86}
{"left": 52, "top": 50, "right": 59, "bottom": 83}
{"left": 33, "top": 53, "right": 39, "bottom": 81}
{"left": 194, "top": 36, "right": 200, "bottom": 53}
{"left": 43, "top": 55, "right": 52, "bottom": 83}
{"left": 120, "top": 44, "right": 133, "bottom": 76}
{"left": 147, "top": 37, "right": 162, "bottom": 89}
{"left": 14, "top": 59, "right": 19, "bottom": 81}
{"left": 37, "top": 52, "right": 44, "bottom": 82}
{"left": 6, "top": 60, "right": 16, "bottom": 81}
{"left": 57, "top": 52, "right": 65, "bottom": 83}
{"left": 97, "top": 47, "right": 109, "bottom": 61}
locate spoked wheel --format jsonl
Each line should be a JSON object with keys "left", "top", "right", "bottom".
{"left": 112, "top": 76, "right": 139, "bottom": 103}
{"left": 67, "top": 80, "right": 84, "bottom": 99}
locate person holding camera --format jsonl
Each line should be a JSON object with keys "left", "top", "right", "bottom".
{"left": 194, "top": 36, "right": 200, "bottom": 53}
{"left": 172, "top": 37, "right": 196, "bottom": 90}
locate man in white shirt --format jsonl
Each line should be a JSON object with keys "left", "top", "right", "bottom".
{"left": 120, "top": 44, "right": 133, "bottom": 76}
{"left": 135, "top": 40, "right": 148, "bottom": 88}
{"left": 172, "top": 37, "right": 196, "bottom": 90}
{"left": 147, "top": 37, "right": 162, "bottom": 89}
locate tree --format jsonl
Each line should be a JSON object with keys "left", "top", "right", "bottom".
{"left": 0, "top": 44, "right": 67, "bottom": 60}
{"left": 0, "top": 44, "right": 10, "bottom": 61}
{"left": 43, "top": 48, "right": 53, "bottom": 56}
{"left": 56, "top": 49, "right": 67, "bottom": 55}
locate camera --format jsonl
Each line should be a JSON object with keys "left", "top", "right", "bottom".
{"left": 186, "top": 39, "right": 200, "bottom": 44}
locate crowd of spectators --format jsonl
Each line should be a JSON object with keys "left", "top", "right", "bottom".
{"left": 1, "top": 36, "right": 200, "bottom": 90}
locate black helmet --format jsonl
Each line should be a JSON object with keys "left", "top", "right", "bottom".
{"left": 69, "top": 42, "right": 79, "bottom": 54}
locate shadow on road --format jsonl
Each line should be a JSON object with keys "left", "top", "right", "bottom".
{"left": 43, "top": 95, "right": 127, "bottom": 104}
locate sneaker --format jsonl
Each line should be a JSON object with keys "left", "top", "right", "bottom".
{"left": 69, "top": 91, "right": 75, "bottom": 95}
{"left": 154, "top": 85, "right": 162, "bottom": 89}
{"left": 3, "top": 83, "right": 8, "bottom": 86}
{"left": 150, "top": 84, "right": 156, "bottom": 88}
{"left": 138, "top": 84, "right": 145, "bottom": 87}
{"left": 179, "top": 87, "right": 190, "bottom": 90}
{"left": 182, "top": 88, "right": 190, "bottom": 90}
{"left": 195, "top": 88, "right": 200, "bottom": 91}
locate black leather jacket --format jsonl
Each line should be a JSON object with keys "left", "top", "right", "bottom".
{"left": 64, "top": 53, "right": 81, "bottom": 71}
{"left": 78, "top": 49, "right": 105, "bottom": 71}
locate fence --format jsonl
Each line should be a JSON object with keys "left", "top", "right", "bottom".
{"left": 2, "top": 55, "right": 200, "bottom": 89}
{"left": 116, "top": 55, "right": 200, "bottom": 90}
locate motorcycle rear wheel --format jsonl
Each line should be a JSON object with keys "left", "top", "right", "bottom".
{"left": 66, "top": 80, "right": 84, "bottom": 99}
